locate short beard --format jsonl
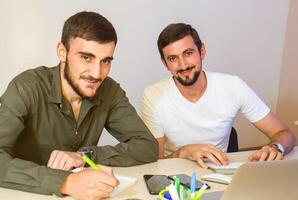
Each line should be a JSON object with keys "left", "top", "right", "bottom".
{"left": 64, "top": 60, "right": 88, "bottom": 98}
{"left": 174, "top": 68, "right": 201, "bottom": 86}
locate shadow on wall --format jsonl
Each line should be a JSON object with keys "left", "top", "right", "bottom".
{"left": 97, "top": 129, "right": 119, "bottom": 146}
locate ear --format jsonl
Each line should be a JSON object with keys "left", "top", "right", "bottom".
{"left": 200, "top": 43, "right": 206, "bottom": 60}
{"left": 161, "top": 57, "right": 169, "bottom": 70}
{"left": 56, "top": 42, "right": 67, "bottom": 63}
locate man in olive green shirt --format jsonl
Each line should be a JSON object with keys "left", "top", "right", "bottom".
{"left": 0, "top": 11, "right": 158, "bottom": 199}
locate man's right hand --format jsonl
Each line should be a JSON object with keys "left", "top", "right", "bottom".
{"left": 60, "top": 165, "right": 119, "bottom": 200}
{"left": 174, "top": 144, "right": 229, "bottom": 169}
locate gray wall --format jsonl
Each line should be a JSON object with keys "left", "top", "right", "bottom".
{"left": 0, "top": 0, "right": 290, "bottom": 148}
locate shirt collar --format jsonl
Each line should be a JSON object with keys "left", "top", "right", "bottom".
{"left": 48, "top": 65, "right": 63, "bottom": 104}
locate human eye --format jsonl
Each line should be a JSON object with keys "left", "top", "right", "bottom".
{"left": 167, "top": 56, "right": 176, "bottom": 62}
{"left": 185, "top": 50, "right": 194, "bottom": 57}
{"left": 81, "top": 54, "right": 92, "bottom": 62}
{"left": 101, "top": 58, "right": 112, "bottom": 65}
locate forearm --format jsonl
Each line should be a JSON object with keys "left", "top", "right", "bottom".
{"left": 85, "top": 138, "right": 158, "bottom": 166}
{"left": 0, "top": 150, "right": 71, "bottom": 196}
{"left": 253, "top": 112, "right": 296, "bottom": 155}
{"left": 269, "top": 129, "right": 296, "bottom": 155}
{"left": 163, "top": 145, "right": 191, "bottom": 159}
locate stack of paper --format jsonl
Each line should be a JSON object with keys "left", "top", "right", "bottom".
{"left": 111, "top": 175, "right": 137, "bottom": 197}
{"left": 206, "top": 162, "right": 244, "bottom": 174}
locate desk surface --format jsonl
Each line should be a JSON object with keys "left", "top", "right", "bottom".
{"left": 1, "top": 146, "right": 298, "bottom": 200}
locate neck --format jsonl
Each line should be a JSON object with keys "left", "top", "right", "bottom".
{"left": 175, "top": 71, "right": 207, "bottom": 103}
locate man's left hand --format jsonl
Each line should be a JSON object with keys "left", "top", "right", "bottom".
{"left": 47, "top": 150, "right": 85, "bottom": 171}
{"left": 248, "top": 145, "right": 284, "bottom": 161}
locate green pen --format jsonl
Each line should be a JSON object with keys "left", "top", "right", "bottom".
{"left": 174, "top": 176, "right": 180, "bottom": 197}
{"left": 192, "top": 183, "right": 208, "bottom": 200}
{"left": 184, "top": 185, "right": 190, "bottom": 200}
{"left": 82, "top": 154, "right": 101, "bottom": 172}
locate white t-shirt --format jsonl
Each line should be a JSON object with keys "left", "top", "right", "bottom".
{"left": 141, "top": 71, "right": 270, "bottom": 153}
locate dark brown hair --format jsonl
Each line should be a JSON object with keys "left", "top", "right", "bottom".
{"left": 157, "top": 23, "right": 202, "bottom": 60}
{"left": 61, "top": 11, "right": 117, "bottom": 50}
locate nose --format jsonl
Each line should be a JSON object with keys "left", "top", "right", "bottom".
{"left": 177, "top": 56, "right": 187, "bottom": 69}
{"left": 89, "top": 63, "right": 101, "bottom": 78}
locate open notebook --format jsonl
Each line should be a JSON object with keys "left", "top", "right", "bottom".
{"left": 202, "top": 159, "right": 298, "bottom": 200}
{"left": 111, "top": 175, "right": 137, "bottom": 197}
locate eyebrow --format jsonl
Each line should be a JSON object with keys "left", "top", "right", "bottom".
{"left": 183, "top": 48, "right": 195, "bottom": 53}
{"left": 166, "top": 48, "right": 196, "bottom": 59}
{"left": 103, "top": 56, "right": 114, "bottom": 61}
{"left": 78, "top": 51, "right": 114, "bottom": 61}
{"left": 78, "top": 51, "right": 96, "bottom": 58}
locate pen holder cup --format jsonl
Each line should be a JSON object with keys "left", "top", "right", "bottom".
{"left": 159, "top": 188, "right": 201, "bottom": 200}
{"left": 159, "top": 189, "right": 168, "bottom": 200}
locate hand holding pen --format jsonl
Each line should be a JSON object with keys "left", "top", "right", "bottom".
{"left": 60, "top": 154, "right": 119, "bottom": 200}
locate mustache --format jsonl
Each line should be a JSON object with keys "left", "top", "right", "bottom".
{"left": 81, "top": 76, "right": 103, "bottom": 83}
{"left": 177, "top": 66, "right": 195, "bottom": 74}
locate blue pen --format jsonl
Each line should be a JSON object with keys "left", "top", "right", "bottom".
{"left": 190, "top": 172, "right": 196, "bottom": 198}
{"left": 164, "top": 191, "right": 173, "bottom": 200}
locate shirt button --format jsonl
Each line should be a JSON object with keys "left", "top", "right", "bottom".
{"left": 59, "top": 104, "right": 62, "bottom": 109}
{"left": 75, "top": 131, "right": 78, "bottom": 135}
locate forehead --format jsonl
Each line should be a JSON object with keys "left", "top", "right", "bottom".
{"left": 68, "top": 37, "right": 116, "bottom": 57}
{"left": 162, "top": 35, "right": 197, "bottom": 56}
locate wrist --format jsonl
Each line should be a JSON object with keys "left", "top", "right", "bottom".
{"left": 268, "top": 142, "right": 285, "bottom": 155}
{"left": 60, "top": 173, "right": 74, "bottom": 195}
{"left": 77, "top": 147, "right": 94, "bottom": 158}
{"left": 175, "top": 146, "right": 189, "bottom": 159}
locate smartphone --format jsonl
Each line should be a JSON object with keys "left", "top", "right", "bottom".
{"left": 168, "top": 174, "right": 210, "bottom": 190}
{"left": 143, "top": 174, "right": 171, "bottom": 195}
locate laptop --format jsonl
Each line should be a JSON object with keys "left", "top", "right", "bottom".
{"left": 202, "top": 159, "right": 298, "bottom": 200}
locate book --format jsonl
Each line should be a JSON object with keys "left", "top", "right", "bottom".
{"left": 206, "top": 162, "right": 244, "bottom": 174}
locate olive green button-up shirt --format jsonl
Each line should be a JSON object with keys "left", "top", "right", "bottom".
{"left": 0, "top": 66, "right": 158, "bottom": 196}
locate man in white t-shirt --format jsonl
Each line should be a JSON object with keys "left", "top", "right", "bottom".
{"left": 141, "top": 23, "right": 296, "bottom": 168}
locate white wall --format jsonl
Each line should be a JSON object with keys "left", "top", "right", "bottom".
{"left": 0, "top": 0, "right": 289, "bottom": 148}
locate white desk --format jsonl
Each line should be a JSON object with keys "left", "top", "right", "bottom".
{"left": 1, "top": 146, "right": 297, "bottom": 200}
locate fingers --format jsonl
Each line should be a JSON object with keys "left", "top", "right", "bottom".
{"left": 199, "top": 144, "right": 229, "bottom": 166}
{"left": 248, "top": 146, "right": 284, "bottom": 162}
{"left": 202, "top": 151, "right": 221, "bottom": 165}
{"left": 100, "top": 166, "right": 119, "bottom": 186}
{"left": 52, "top": 152, "right": 68, "bottom": 169}
{"left": 47, "top": 150, "right": 84, "bottom": 171}
{"left": 206, "top": 145, "right": 229, "bottom": 165}
{"left": 47, "top": 150, "right": 59, "bottom": 168}
{"left": 87, "top": 181, "right": 112, "bottom": 199}
{"left": 93, "top": 180, "right": 115, "bottom": 194}
{"left": 275, "top": 152, "right": 284, "bottom": 160}
{"left": 186, "top": 144, "right": 229, "bottom": 168}
{"left": 197, "top": 158, "right": 208, "bottom": 169}
{"left": 86, "top": 170, "right": 118, "bottom": 199}
{"left": 100, "top": 165, "right": 113, "bottom": 175}
{"left": 98, "top": 169, "right": 119, "bottom": 187}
